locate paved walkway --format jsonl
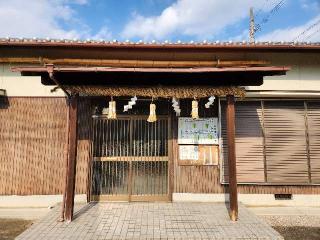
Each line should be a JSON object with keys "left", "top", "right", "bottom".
{"left": 17, "top": 202, "right": 282, "bottom": 240}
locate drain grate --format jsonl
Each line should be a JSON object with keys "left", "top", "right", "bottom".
{"left": 274, "top": 194, "right": 292, "bottom": 200}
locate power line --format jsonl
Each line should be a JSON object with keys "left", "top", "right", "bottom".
{"left": 293, "top": 19, "right": 320, "bottom": 41}
{"left": 254, "top": 0, "right": 286, "bottom": 33}
{"left": 254, "top": 0, "right": 280, "bottom": 19}
{"left": 255, "top": 0, "right": 285, "bottom": 32}
{"left": 254, "top": 0, "right": 270, "bottom": 18}
{"left": 303, "top": 27, "right": 320, "bottom": 41}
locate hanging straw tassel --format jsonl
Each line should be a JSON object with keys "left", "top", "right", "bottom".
{"left": 147, "top": 102, "right": 157, "bottom": 122}
{"left": 191, "top": 99, "right": 199, "bottom": 119}
{"left": 107, "top": 99, "right": 117, "bottom": 119}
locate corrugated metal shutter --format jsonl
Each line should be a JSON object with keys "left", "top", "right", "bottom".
{"left": 221, "top": 101, "right": 265, "bottom": 183}
{"left": 264, "top": 101, "right": 309, "bottom": 184}
{"left": 307, "top": 102, "right": 320, "bottom": 183}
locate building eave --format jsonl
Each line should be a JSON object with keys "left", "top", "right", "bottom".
{"left": 1, "top": 38, "right": 320, "bottom": 52}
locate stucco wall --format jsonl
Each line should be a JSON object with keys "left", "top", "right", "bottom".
{"left": 246, "top": 52, "right": 320, "bottom": 94}
{"left": 0, "top": 64, "right": 64, "bottom": 97}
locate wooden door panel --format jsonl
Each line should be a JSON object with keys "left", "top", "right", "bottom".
{"left": 91, "top": 116, "right": 169, "bottom": 201}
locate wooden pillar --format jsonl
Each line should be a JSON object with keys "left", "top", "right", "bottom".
{"left": 168, "top": 112, "right": 174, "bottom": 202}
{"left": 226, "top": 95, "right": 238, "bottom": 221}
{"left": 63, "top": 94, "right": 79, "bottom": 222}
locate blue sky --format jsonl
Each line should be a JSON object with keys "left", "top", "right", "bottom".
{"left": 0, "top": 0, "right": 319, "bottom": 42}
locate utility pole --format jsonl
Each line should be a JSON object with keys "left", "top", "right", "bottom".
{"left": 249, "top": 7, "right": 255, "bottom": 43}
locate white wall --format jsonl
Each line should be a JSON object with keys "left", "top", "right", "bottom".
{"left": 173, "top": 193, "right": 320, "bottom": 207}
{"left": 0, "top": 64, "right": 65, "bottom": 97}
{"left": 0, "top": 195, "right": 87, "bottom": 208}
{"left": 245, "top": 52, "right": 320, "bottom": 97}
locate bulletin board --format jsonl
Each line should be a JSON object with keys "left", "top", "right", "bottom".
{"left": 178, "top": 118, "right": 219, "bottom": 145}
{"left": 178, "top": 145, "right": 219, "bottom": 166}
{"left": 178, "top": 117, "right": 220, "bottom": 166}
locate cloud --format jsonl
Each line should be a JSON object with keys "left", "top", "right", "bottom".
{"left": 300, "top": 0, "right": 320, "bottom": 10}
{"left": 121, "top": 0, "right": 275, "bottom": 40}
{"left": 69, "top": 0, "right": 88, "bottom": 4}
{"left": 91, "top": 27, "right": 113, "bottom": 40}
{"left": 258, "top": 14, "right": 320, "bottom": 42}
{"left": 0, "top": 0, "right": 111, "bottom": 39}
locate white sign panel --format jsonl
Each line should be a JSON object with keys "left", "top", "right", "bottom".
{"left": 178, "top": 118, "right": 219, "bottom": 145}
{"left": 179, "top": 145, "right": 199, "bottom": 160}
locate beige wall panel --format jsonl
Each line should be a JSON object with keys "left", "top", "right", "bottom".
{"left": 247, "top": 53, "right": 320, "bottom": 92}
{"left": 0, "top": 76, "right": 65, "bottom": 97}
{"left": 0, "top": 64, "right": 64, "bottom": 97}
{"left": 247, "top": 80, "right": 320, "bottom": 92}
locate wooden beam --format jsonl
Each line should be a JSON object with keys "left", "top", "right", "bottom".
{"left": 1, "top": 57, "right": 270, "bottom": 67}
{"left": 226, "top": 95, "right": 238, "bottom": 221}
{"left": 63, "top": 94, "right": 79, "bottom": 222}
{"left": 12, "top": 65, "right": 289, "bottom": 73}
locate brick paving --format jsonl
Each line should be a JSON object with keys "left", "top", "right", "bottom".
{"left": 17, "top": 202, "right": 283, "bottom": 240}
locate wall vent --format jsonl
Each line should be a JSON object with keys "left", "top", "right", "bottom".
{"left": 274, "top": 194, "right": 292, "bottom": 200}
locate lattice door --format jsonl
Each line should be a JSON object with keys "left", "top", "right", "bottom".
{"left": 91, "top": 116, "right": 169, "bottom": 201}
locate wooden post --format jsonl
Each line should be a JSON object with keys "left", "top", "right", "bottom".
{"left": 226, "top": 95, "right": 238, "bottom": 221}
{"left": 63, "top": 94, "right": 79, "bottom": 222}
{"left": 59, "top": 100, "right": 70, "bottom": 222}
{"left": 168, "top": 112, "right": 174, "bottom": 201}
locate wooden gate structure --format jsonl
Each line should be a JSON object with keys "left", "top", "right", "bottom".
{"left": 12, "top": 51, "right": 289, "bottom": 222}
{"left": 91, "top": 116, "right": 170, "bottom": 201}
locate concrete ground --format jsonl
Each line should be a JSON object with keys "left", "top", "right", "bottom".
{"left": 248, "top": 206, "right": 320, "bottom": 216}
{"left": 16, "top": 202, "right": 282, "bottom": 240}
{"left": 0, "top": 207, "right": 50, "bottom": 220}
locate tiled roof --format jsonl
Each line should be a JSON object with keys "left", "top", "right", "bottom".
{"left": 0, "top": 37, "right": 320, "bottom": 49}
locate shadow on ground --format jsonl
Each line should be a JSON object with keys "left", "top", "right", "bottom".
{"left": 273, "top": 226, "right": 320, "bottom": 240}
{"left": 0, "top": 219, "right": 33, "bottom": 240}
{"left": 73, "top": 202, "right": 97, "bottom": 220}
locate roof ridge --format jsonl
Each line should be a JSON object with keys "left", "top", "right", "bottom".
{"left": 0, "top": 37, "right": 319, "bottom": 46}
